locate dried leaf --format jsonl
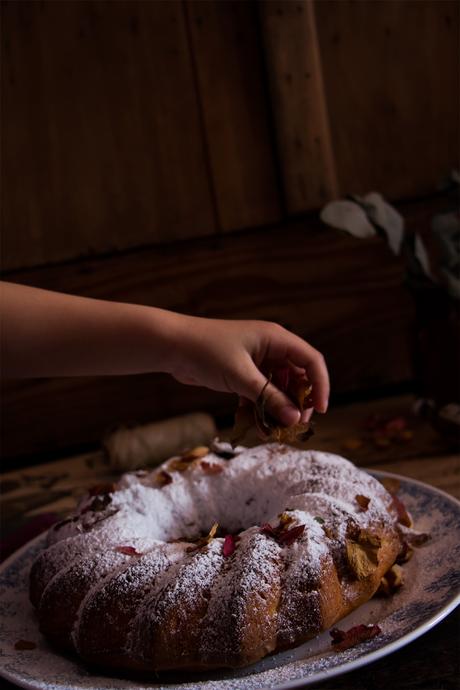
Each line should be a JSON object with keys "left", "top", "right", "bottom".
{"left": 330, "top": 624, "right": 381, "bottom": 651}
{"left": 14, "top": 640, "right": 37, "bottom": 651}
{"left": 355, "top": 494, "right": 371, "bottom": 511}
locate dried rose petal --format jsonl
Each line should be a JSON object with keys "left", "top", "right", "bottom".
{"left": 115, "top": 545, "right": 141, "bottom": 556}
{"left": 88, "top": 482, "right": 116, "bottom": 497}
{"left": 155, "top": 470, "right": 173, "bottom": 487}
{"left": 200, "top": 461, "right": 224, "bottom": 475}
{"left": 223, "top": 534, "right": 236, "bottom": 557}
{"left": 355, "top": 494, "right": 371, "bottom": 511}
{"left": 391, "top": 494, "right": 412, "bottom": 527}
{"left": 330, "top": 624, "right": 381, "bottom": 651}
{"left": 277, "top": 524, "right": 305, "bottom": 545}
{"left": 260, "top": 523, "right": 277, "bottom": 538}
{"left": 14, "top": 640, "right": 37, "bottom": 650}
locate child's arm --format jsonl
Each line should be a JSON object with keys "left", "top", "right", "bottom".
{"left": 1, "top": 281, "right": 329, "bottom": 426}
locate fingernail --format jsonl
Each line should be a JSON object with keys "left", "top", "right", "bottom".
{"left": 316, "top": 400, "right": 328, "bottom": 414}
{"left": 279, "top": 406, "right": 301, "bottom": 426}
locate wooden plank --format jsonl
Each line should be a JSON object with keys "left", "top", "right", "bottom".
{"left": 259, "top": 0, "right": 339, "bottom": 213}
{"left": 1, "top": 0, "right": 215, "bottom": 270}
{"left": 1, "top": 212, "right": 416, "bottom": 459}
{"left": 315, "top": 0, "right": 459, "bottom": 199}
{"left": 186, "top": 0, "right": 281, "bottom": 231}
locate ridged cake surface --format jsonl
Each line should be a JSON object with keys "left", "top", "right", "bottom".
{"left": 30, "top": 444, "right": 403, "bottom": 672}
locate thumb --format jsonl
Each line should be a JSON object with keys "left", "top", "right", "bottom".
{"left": 233, "top": 358, "right": 301, "bottom": 427}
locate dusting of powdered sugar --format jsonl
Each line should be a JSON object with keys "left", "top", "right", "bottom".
{"left": 30, "top": 444, "right": 401, "bottom": 671}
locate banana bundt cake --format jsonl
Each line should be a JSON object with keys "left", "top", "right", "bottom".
{"left": 30, "top": 444, "right": 405, "bottom": 672}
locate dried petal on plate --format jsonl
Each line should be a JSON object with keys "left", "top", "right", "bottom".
{"left": 391, "top": 494, "right": 412, "bottom": 527}
{"left": 14, "top": 640, "right": 37, "bottom": 651}
{"left": 200, "top": 461, "right": 224, "bottom": 475}
{"left": 223, "top": 534, "right": 237, "bottom": 557}
{"left": 397, "top": 524, "right": 430, "bottom": 547}
{"left": 115, "top": 545, "right": 142, "bottom": 556}
{"left": 396, "top": 541, "right": 414, "bottom": 564}
{"left": 346, "top": 530, "right": 381, "bottom": 580}
{"left": 355, "top": 494, "right": 371, "bottom": 511}
{"left": 378, "top": 563, "right": 404, "bottom": 596}
{"left": 330, "top": 624, "right": 381, "bottom": 651}
{"left": 379, "top": 477, "right": 401, "bottom": 495}
{"left": 155, "top": 470, "right": 173, "bottom": 487}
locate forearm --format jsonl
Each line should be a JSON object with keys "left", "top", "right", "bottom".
{"left": 0, "top": 282, "right": 187, "bottom": 378}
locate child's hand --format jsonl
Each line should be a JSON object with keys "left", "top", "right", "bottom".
{"left": 168, "top": 317, "right": 329, "bottom": 427}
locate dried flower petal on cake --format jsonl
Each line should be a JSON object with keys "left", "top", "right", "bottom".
{"left": 355, "top": 494, "right": 371, "bottom": 511}
{"left": 277, "top": 524, "right": 305, "bottom": 546}
{"left": 154, "top": 470, "right": 173, "bottom": 487}
{"left": 115, "top": 545, "right": 142, "bottom": 556}
{"left": 223, "top": 534, "right": 237, "bottom": 557}
{"left": 88, "top": 482, "right": 116, "bottom": 497}
{"left": 187, "top": 522, "right": 219, "bottom": 552}
{"left": 261, "top": 515, "right": 305, "bottom": 546}
{"left": 168, "top": 447, "right": 209, "bottom": 472}
{"left": 200, "top": 461, "right": 224, "bottom": 475}
{"left": 346, "top": 529, "right": 381, "bottom": 580}
{"left": 330, "top": 624, "right": 381, "bottom": 651}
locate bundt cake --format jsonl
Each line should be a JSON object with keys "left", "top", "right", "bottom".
{"left": 30, "top": 444, "right": 405, "bottom": 672}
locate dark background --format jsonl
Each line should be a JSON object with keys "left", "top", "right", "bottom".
{"left": 1, "top": 0, "right": 459, "bottom": 464}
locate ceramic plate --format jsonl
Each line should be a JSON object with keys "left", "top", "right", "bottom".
{"left": 1, "top": 471, "right": 459, "bottom": 690}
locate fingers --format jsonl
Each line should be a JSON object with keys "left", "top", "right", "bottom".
{"left": 276, "top": 334, "right": 330, "bottom": 414}
{"left": 234, "top": 357, "right": 301, "bottom": 427}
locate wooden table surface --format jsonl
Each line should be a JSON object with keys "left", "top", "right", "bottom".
{"left": 1, "top": 394, "right": 459, "bottom": 689}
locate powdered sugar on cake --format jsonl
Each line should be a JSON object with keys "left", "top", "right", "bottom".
{"left": 31, "top": 444, "right": 401, "bottom": 670}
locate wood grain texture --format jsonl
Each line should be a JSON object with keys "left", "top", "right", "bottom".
{"left": 259, "top": 0, "right": 339, "bottom": 213}
{"left": 186, "top": 0, "right": 281, "bottom": 231}
{"left": 1, "top": 0, "right": 215, "bottom": 270}
{"left": 315, "top": 0, "right": 459, "bottom": 199}
{"left": 1, "top": 214, "right": 415, "bottom": 459}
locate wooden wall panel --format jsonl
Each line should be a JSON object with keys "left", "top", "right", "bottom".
{"left": 1, "top": 0, "right": 215, "bottom": 270}
{"left": 315, "top": 0, "right": 459, "bottom": 200}
{"left": 259, "top": 0, "right": 339, "bottom": 214}
{"left": 1, "top": 208, "right": 419, "bottom": 459}
{"left": 186, "top": 1, "right": 281, "bottom": 231}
